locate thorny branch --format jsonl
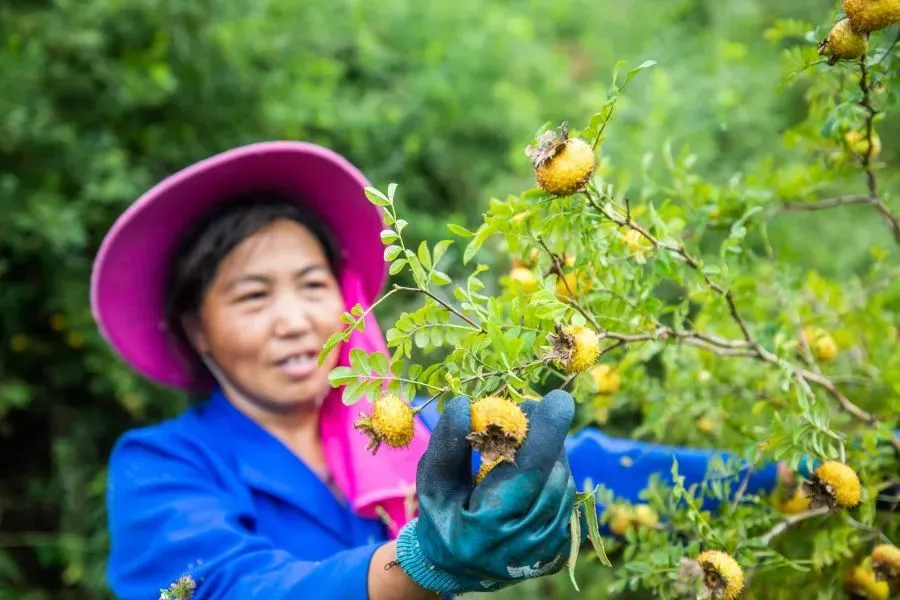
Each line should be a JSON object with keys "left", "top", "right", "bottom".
{"left": 585, "top": 190, "right": 900, "bottom": 455}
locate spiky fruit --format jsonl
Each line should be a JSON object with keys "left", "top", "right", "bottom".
{"left": 467, "top": 396, "right": 529, "bottom": 465}
{"left": 774, "top": 487, "right": 811, "bottom": 515}
{"left": 697, "top": 416, "right": 715, "bottom": 434}
{"left": 871, "top": 544, "right": 900, "bottom": 587}
{"left": 525, "top": 124, "right": 596, "bottom": 196}
{"left": 508, "top": 266, "right": 539, "bottom": 293}
{"left": 696, "top": 550, "right": 744, "bottom": 600}
{"left": 590, "top": 364, "right": 621, "bottom": 394}
{"left": 355, "top": 394, "right": 416, "bottom": 453}
{"left": 845, "top": 130, "right": 882, "bottom": 158}
{"left": 608, "top": 507, "right": 633, "bottom": 535}
{"left": 547, "top": 323, "right": 601, "bottom": 374}
{"left": 803, "top": 460, "right": 862, "bottom": 510}
{"left": 843, "top": 0, "right": 900, "bottom": 34}
{"left": 818, "top": 18, "right": 869, "bottom": 64}
{"left": 802, "top": 326, "right": 838, "bottom": 362}
{"left": 632, "top": 504, "right": 660, "bottom": 529}
{"left": 844, "top": 565, "right": 890, "bottom": 600}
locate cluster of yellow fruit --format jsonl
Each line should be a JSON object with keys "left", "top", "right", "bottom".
{"left": 818, "top": 0, "right": 900, "bottom": 64}
{"left": 606, "top": 503, "right": 659, "bottom": 535}
{"left": 844, "top": 544, "right": 900, "bottom": 600}
{"left": 355, "top": 392, "right": 530, "bottom": 483}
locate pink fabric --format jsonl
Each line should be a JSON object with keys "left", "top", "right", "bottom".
{"left": 90, "top": 141, "right": 431, "bottom": 538}
{"left": 320, "top": 270, "right": 431, "bottom": 537}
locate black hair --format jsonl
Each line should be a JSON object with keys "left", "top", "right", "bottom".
{"left": 163, "top": 190, "right": 343, "bottom": 375}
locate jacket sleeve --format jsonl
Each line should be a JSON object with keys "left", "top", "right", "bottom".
{"left": 105, "top": 429, "right": 380, "bottom": 600}
{"left": 564, "top": 426, "right": 779, "bottom": 511}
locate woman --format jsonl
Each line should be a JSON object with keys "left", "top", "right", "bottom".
{"left": 94, "top": 142, "right": 784, "bottom": 599}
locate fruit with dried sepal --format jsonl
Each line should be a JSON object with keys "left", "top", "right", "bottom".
{"left": 547, "top": 323, "right": 601, "bottom": 374}
{"left": 871, "top": 544, "right": 900, "bottom": 591}
{"left": 355, "top": 393, "right": 416, "bottom": 453}
{"left": 679, "top": 550, "right": 744, "bottom": 600}
{"left": 466, "top": 395, "right": 529, "bottom": 466}
{"left": 818, "top": 18, "right": 869, "bottom": 64}
{"left": 802, "top": 460, "right": 862, "bottom": 510}
{"left": 844, "top": 565, "right": 890, "bottom": 600}
{"left": 525, "top": 122, "right": 596, "bottom": 196}
{"left": 843, "top": 0, "right": 900, "bottom": 33}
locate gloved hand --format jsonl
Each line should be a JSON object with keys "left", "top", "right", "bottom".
{"left": 395, "top": 390, "right": 579, "bottom": 595}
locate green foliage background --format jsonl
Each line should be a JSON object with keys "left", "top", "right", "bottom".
{"left": 0, "top": 0, "right": 897, "bottom": 598}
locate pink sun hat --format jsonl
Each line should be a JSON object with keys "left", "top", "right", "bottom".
{"left": 90, "top": 141, "right": 388, "bottom": 392}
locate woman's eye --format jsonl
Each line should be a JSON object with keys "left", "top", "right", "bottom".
{"left": 237, "top": 291, "right": 267, "bottom": 302}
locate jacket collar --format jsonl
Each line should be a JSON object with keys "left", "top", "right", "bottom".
{"left": 194, "top": 388, "right": 359, "bottom": 545}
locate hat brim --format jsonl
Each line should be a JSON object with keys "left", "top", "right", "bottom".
{"left": 90, "top": 141, "right": 387, "bottom": 391}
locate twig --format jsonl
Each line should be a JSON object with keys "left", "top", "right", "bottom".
{"left": 394, "top": 285, "right": 484, "bottom": 332}
{"left": 759, "top": 506, "right": 830, "bottom": 546}
{"left": 875, "top": 28, "right": 900, "bottom": 65}
{"left": 778, "top": 195, "right": 876, "bottom": 213}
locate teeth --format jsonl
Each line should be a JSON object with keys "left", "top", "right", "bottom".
{"left": 285, "top": 354, "right": 314, "bottom": 365}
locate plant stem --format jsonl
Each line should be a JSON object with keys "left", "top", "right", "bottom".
{"left": 759, "top": 506, "right": 830, "bottom": 546}
{"left": 393, "top": 285, "right": 484, "bottom": 332}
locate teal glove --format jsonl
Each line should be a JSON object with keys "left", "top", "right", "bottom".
{"left": 396, "top": 390, "right": 578, "bottom": 594}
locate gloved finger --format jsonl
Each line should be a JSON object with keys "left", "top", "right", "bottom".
{"left": 513, "top": 389, "right": 575, "bottom": 479}
{"left": 416, "top": 395, "right": 473, "bottom": 502}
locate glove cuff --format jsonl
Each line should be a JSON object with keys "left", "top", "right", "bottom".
{"left": 395, "top": 518, "right": 466, "bottom": 594}
{"left": 395, "top": 518, "right": 508, "bottom": 595}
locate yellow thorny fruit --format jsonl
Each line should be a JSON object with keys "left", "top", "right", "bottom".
{"left": 818, "top": 18, "right": 869, "bottom": 64}
{"left": 590, "top": 364, "right": 621, "bottom": 394}
{"left": 355, "top": 394, "right": 416, "bottom": 453}
{"left": 774, "top": 487, "right": 811, "bottom": 515}
{"left": 696, "top": 550, "right": 745, "bottom": 600}
{"left": 508, "top": 266, "right": 540, "bottom": 294}
{"left": 632, "top": 504, "right": 660, "bottom": 529}
{"left": 547, "top": 323, "right": 601, "bottom": 374}
{"left": 844, "top": 565, "right": 890, "bottom": 600}
{"left": 871, "top": 544, "right": 900, "bottom": 587}
{"left": 843, "top": 0, "right": 900, "bottom": 33}
{"left": 803, "top": 460, "right": 862, "bottom": 510}
{"left": 802, "top": 326, "right": 838, "bottom": 362}
{"left": 525, "top": 123, "right": 596, "bottom": 196}
{"left": 845, "top": 130, "right": 882, "bottom": 158}
{"left": 467, "top": 395, "right": 529, "bottom": 465}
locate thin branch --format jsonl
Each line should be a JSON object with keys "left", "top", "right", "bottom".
{"left": 394, "top": 285, "right": 484, "bottom": 332}
{"left": 759, "top": 506, "right": 830, "bottom": 546}
{"left": 778, "top": 195, "right": 876, "bottom": 213}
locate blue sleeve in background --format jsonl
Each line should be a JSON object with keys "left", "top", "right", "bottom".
{"left": 105, "top": 429, "right": 380, "bottom": 600}
{"left": 565, "top": 426, "right": 779, "bottom": 522}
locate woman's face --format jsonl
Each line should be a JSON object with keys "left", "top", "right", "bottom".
{"left": 189, "top": 218, "right": 344, "bottom": 412}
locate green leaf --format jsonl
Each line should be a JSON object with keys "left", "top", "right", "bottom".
{"left": 384, "top": 245, "right": 402, "bottom": 262}
{"left": 582, "top": 493, "right": 612, "bottom": 567}
{"left": 567, "top": 509, "right": 582, "bottom": 592}
{"left": 380, "top": 230, "right": 399, "bottom": 244}
{"left": 432, "top": 239, "right": 453, "bottom": 266}
{"left": 624, "top": 59, "right": 657, "bottom": 86}
{"left": 417, "top": 240, "right": 432, "bottom": 271}
{"left": 430, "top": 271, "right": 452, "bottom": 286}
{"left": 370, "top": 352, "right": 389, "bottom": 377}
{"left": 350, "top": 348, "right": 371, "bottom": 374}
{"left": 327, "top": 366, "right": 357, "bottom": 386}
{"left": 389, "top": 259, "right": 408, "bottom": 275}
{"left": 447, "top": 223, "right": 474, "bottom": 238}
{"left": 387, "top": 182, "right": 398, "bottom": 202}
{"left": 364, "top": 187, "right": 390, "bottom": 207}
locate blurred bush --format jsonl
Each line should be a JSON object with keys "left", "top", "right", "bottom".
{"left": 0, "top": 0, "right": 896, "bottom": 597}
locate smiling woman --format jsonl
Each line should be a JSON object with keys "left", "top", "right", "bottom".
{"left": 92, "top": 142, "right": 589, "bottom": 600}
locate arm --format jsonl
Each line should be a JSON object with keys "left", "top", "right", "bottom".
{"left": 565, "top": 425, "right": 780, "bottom": 510}
{"left": 106, "top": 432, "right": 438, "bottom": 600}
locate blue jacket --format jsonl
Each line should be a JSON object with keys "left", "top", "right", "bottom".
{"left": 106, "top": 390, "right": 778, "bottom": 599}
